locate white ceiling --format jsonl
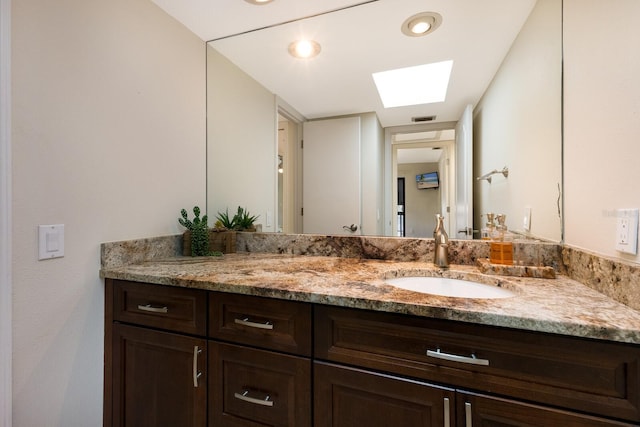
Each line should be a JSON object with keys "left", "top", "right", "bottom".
{"left": 151, "top": 0, "right": 536, "bottom": 127}
{"left": 397, "top": 147, "right": 443, "bottom": 164}
{"left": 394, "top": 129, "right": 454, "bottom": 163}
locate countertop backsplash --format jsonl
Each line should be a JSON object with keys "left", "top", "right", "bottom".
{"left": 563, "top": 246, "right": 640, "bottom": 311}
{"left": 101, "top": 232, "right": 638, "bottom": 311}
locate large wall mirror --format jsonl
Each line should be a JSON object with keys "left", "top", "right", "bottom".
{"left": 206, "top": 0, "right": 562, "bottom": 242}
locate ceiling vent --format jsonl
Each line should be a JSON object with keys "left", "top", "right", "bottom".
{"left": 412, "top": 115, "right": 436, "bottom": 123}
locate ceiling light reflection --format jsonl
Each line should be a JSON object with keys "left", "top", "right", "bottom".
{"left": 288, "top": 40, "right": 321, "bottom": 59}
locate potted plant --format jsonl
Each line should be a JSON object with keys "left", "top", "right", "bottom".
{"left": 214, "top": 208, "right": 237, "bottom": 231}
{"left": 215, "top": 206, "right": 259, "bottom": 232}
{"left": 178, "top": 206, "right": 210, "bottom": 256}
{"left": 234, "top": 206, "right": 259, "bottom": 232}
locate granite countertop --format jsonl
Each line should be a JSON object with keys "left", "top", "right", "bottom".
{"left": 100, "top": 252, "right": 640, "bottom": 345}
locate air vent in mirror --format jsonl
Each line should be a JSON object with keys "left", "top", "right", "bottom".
{"left": 411, "top": 116, "right": 436, "bottom": 122}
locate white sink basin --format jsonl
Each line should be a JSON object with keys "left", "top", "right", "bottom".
{"left": 384, "top": 276, "right": 515, "bottom": 299}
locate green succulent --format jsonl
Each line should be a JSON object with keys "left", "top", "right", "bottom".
{"left": 215, "top": 206, "right": 259, "bottom": 231}
{"left": 234, "top": 206, "right": 259, "bottom": 231}
{"left": 215, "top": 208, "right": 236, "bottom": 230}
{"left": 178, "top": 206, "right": 209, "bottom": 256}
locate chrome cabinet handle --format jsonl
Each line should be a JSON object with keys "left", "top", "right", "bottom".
{"left": 234, "top": 317, "right": 274, "bottom": 330}
{"left": 192, "top": 346, "right": 202, "bottom": 387}
{"left": 234, "top": 390, "right": 274, "bottom": 407}
{"left": 342, "top": 224, "right": 358, "bottom": 232}
{"left": 443, "top": 397, "right": 450, "bottom": 427}
{"left": 427, "top": 348, "right": 489, "bottom": 366}
{"left": 465, "top": 402, "right": 472, "bottom": 427}
{"left": 137, "top": 303, "right": 168, "bottom": 314}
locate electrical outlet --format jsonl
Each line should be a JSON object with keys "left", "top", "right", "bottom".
{"left": 615, "top": 209, "right": 639, "bottom": 254}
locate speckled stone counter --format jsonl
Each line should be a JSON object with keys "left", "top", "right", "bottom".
{"left": 100, "top": 251, "right": 640, "bottom": 346}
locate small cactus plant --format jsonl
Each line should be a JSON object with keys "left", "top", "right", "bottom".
{"left": 179, "top": 206, "right": 209, "bottom": 256}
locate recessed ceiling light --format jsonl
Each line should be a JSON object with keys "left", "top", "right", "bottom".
{"left": 372, "top": 60, "right": 453, "bottom": 108}
{"left": 288, "top": 40, "right": 321, "bottom": 59}
{"left": 401, "top": 12, "right": 442, "bottom": 37}
{"left": 244, "top": 0, "right": 274, "bottom": 5}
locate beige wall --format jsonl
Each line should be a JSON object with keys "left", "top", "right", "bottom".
{"left": 11, "top": 0, "right": 205, "bottom": 424}
{"left": 397, "top": 163, "right": 441, "bottom": 237}
{"left": 473, "top": 0, "right": 562, "bottom": 242}
{"left": 207, "top": 46, "right": 277, "bottom": 231}
{"left": 564, "top": 0, "right": 640, "bottom": 263}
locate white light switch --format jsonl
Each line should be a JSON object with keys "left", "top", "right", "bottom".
{"left": 38, "top": 224, "right": 65, "bottom": 260}
{"left": 523, "top": 207, "right": 532, "bottom": 232}
{"left": 46, "top": 232, "right": 59, "bottom": 251}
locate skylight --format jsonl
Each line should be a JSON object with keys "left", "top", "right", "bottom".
{"left": 372, "top": 60, "right": 453, "bottom": 108}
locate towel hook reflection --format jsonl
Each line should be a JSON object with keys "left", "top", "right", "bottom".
{"left": 477, "top": 166, "right": 509, "bottom": 184}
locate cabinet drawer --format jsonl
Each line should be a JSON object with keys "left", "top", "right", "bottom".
{"left": 209, "top": 292, "right": 312, "bottom": 356}
{"left": 315, "top": 305, "right": 640, "bottom": 423}
{"left": 112, "top": 280, "right": 207, "bottom": 336}
{"left": 209, "top": 341, "right": 311, "bottom": 427}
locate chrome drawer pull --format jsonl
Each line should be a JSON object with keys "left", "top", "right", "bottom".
{"left": 192, "top": 346, "right": 202, "bottom": 388}
{"left": 234, "top": 317, "right": 274, "bottom": 330}
{"left": 427, "top": 348, "right": 489, "bottom": 366}
{"left": 465, "top": 402, "right": 472, "bottom": 427}
{"left": 443, "top": 397, "right": 450, "bottom": 427}
{"left": 137, "top": 303, "right": 168, "bottom": 314}
{"left": 234, "top": 390, "right": 274, "bottom": 407}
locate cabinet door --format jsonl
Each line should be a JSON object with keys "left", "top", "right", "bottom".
{"left": 315, "top": 362, "right": 454, "bottom": 427}
{"left": 112, "top": 323, "right": 207, "bottom": 427}
{"left": 458, "top": 391, "right": 635, "bottom": 427}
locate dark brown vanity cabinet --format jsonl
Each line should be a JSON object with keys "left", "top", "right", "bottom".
{"left": 208, "top": 291, "right": 312, "bottom": 426}
{"left": 105, "top": 279, "right": 208, "bottom": 427}
{"left": 105, "top": 279, "right": 640, "bottom": 426}
{"left": 314, "top": 305, "right": 640, "bottom": 426}
{"left": 105, "top": 281, "right": 312, "bottom": 427}
{"left": 314, "top": 364, "right": 634, "bottom": 427}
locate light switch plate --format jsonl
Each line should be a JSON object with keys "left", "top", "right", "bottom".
{"left": 38, "top": 224, "right": 65, "bottom": 260}
{"left": 523, "top": 207, "right": 532, "bottom": 232}
{"left": 615, "top": 209, "right": 638, "bottom": 255}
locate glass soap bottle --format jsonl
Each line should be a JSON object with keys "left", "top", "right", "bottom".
{"left": 481, "top": 212, "right": 495, "bottom": 240}
{"left": 489, "top": 214, "right": 514, "bottom": 265}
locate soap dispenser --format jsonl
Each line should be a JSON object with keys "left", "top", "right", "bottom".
{"left": 433, "top": 214, "right": 449, "bottom": 268}
{"left": 489, "top": 214, "right": 514, "bottom": 265}
{"left": 481, "top": 212, "right": 495, "bottom": 240}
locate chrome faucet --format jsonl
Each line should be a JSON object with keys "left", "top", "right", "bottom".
{"left": 433, "top": 214, "right": 449, "bottom": 268}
